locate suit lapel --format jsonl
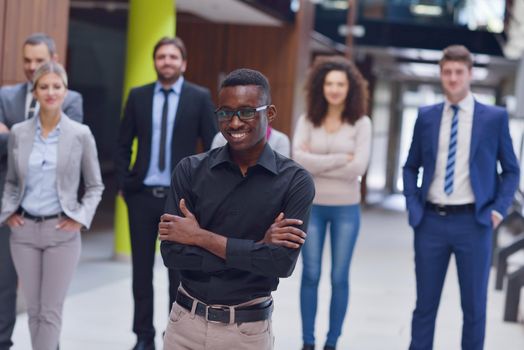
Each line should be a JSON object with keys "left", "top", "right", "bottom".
{"left": 13, "top": 84, "right": 28, "bottom": 124}
{"left": 56, "top": 116, "right": 74, "bottom": 177}
{"left": 172, "top": 81, "right": 188, "bottom": 135}
{"left": 143, "top": 84, "right": 155, "bottom": 141}
{"left": 469, "top": 100, "right": 484, "bottom": 163}
{"left": 18, "top": 119, "right": 37, "bottom": 181}
{"left": 430, "top": 103, "right": 444, "bottom": 158}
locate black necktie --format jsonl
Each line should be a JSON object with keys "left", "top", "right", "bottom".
{"left": 27, "top": 98, "right": 37, "bottom": 119}
{"left": 159, "top": 88, "right": 172, "bottom": 171}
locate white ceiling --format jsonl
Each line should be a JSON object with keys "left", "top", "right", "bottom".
{"left": 176, "top": 0, "right": 283, "bottom": 26}
{"left": 70, "top": 0, "right": 284, "bottom": 26}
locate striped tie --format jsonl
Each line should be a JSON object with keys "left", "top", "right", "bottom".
{"left": 27, "top": 98, "right": 37, "bottom": 119}
{"left": 444, "top": 105, "right": 459, "bottom": 195}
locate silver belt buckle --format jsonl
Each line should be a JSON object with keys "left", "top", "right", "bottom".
{"left": 151, "top": 187, "right": 166, "bottom": 198}
{"left": 436, "top": 205, "right": 447, "bottom": 216}
{"left": 206, "top": 305, "right": 230, "bottom": 324}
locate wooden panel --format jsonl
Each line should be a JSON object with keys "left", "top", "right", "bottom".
{"left": 177, "top": 14, "right": 225, "bottom": 105}
{"left": 178, "top": 15, "right": 310, "bottom": 138}
{"left": 0, "top": 0, "right": 6, "bottom": 83}
{"left": 1, "top": 0, "right": 70, "bottom": 85}
{"left": 178, "top": 1, "right": 316, "bottom": 138}
{"left": 221, "top": 23, "right": 297, "bottom": 136}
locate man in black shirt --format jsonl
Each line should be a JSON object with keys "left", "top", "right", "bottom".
{"left": 159, "top": 68, "right": 314, "bottom": 349}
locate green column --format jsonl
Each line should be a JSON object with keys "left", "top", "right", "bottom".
{"left": 114, "top": 0, "right": 176, "bottom": 259}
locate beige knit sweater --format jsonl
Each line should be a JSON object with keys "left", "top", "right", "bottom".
{"left": 292, "top": 114, "right": 372, "bottom": 205}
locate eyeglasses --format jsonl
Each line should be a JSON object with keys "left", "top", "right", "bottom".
{"left": 214, "top": 105, "right": 269, "bottom": 122}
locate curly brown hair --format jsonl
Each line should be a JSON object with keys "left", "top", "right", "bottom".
{"left": 305, "top": 56, "right": 369, "bottom": 126}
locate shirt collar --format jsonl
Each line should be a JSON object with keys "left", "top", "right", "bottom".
{"left": 210, "top": 142, "right": 278, "bottom": 175}
{"left": 35, "top": 113, "right": 63, "bottom": 133}
{"left": 445, "top": 92, "right": 474, "bottom": 114}
{"left": 155, "top": 76, "right": 184, "bottom": 95}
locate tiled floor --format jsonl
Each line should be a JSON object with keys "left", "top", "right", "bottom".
{"left": 11, "top": 205, "right": 524, "bottom": 349}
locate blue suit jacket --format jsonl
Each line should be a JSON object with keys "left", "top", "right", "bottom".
{"left": 403, "top": 100, "right": 520, "bottom": 228}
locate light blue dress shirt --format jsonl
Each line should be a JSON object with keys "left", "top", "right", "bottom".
{"left": 21, "top": 115, "right": 63, "bottom": 216}
{"left": 143, "top": 77, "right": 184, "bottom": 187}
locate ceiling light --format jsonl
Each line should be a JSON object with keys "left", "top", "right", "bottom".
{"left": 410, "top": 4, "right": 443, "bottom": 16}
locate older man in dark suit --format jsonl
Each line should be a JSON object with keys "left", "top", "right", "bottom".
{"left": 0, "top": 32, "right": 83, "bottom": 350}
{"left": 116, "top": 36, "right": 217, "bottom": 350}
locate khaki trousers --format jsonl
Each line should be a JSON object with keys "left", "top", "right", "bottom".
{"left": 163, "top": 289, "right": 274, "bottom": 350}
{"left": 9, "top": 218, "right": 81, "bottom": 350}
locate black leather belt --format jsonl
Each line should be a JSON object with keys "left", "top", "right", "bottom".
{"left": 426, "top": 202, "right": 475, "bottom": 216}
{"left": 143, "top": 186, "right": 170, "bottom": 198}
{"left": 176, "top": 292, "right": 273, "bottom": 324}
{"left": 17, "top": 208, "right": 64, "bottom": 222}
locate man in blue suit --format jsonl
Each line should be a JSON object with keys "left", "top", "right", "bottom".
{"left": 403, "top": 45, "right": 520, "bottom": 350}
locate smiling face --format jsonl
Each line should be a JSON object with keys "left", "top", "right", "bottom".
{"left": 154, "top": 44, "right": 186, "bottom": 85}
{"left": 323, "top": 70, "right": 349, "bottom": 108}
{"left": 23, "top": 43, "right": 53, "bottom": 81}
{"left": 440, "top": 60, "right": 472, "bottom": 104}
{"left": 33, "top": 72, "right": 67, "bottom": 112}
{"left": 218, "top": 85, "right": 275, "bottom": 153}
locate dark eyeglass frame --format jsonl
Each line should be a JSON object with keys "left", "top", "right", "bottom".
{"left": 214, "top": 105, "right": 269, "bottom": 122}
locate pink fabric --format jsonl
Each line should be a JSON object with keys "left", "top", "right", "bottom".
{"left": 266, "top": 126, "right": 272, "bottom": 140}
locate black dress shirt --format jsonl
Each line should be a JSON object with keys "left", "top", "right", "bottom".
{"left": 160, "top": 143, "right": 315, "bottom": 305}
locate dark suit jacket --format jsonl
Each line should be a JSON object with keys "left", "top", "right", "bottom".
{"left": 403, "top": 100, "right": 520, "bottom": 228}
{"left": 116, "top": 80, "right": 217, "bottom": 192}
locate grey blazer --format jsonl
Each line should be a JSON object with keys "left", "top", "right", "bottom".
{"left": 0, "top": 115, "right": 104, "bottom": 229}
{"left": 0, "top": 82, "right": 83, "bottom": 160}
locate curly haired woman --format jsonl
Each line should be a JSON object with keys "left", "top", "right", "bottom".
{"left": 293, "top": 56, "right": 372, "bottom": 350}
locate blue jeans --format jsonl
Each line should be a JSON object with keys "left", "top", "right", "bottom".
{"left": 300, "top": 204, "right": 360, "bottom": 347}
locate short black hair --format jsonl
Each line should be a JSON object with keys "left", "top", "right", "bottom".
{"left": 152, "top": 36, "right": 187, "bottom": 60}
{"left": 24, "top": 33, "right": 56, "bottom": 56}
{"left": 220, "top": 68, "right": 271, "bottom": 104}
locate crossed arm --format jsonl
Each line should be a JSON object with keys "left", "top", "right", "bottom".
{"left": 158, "top": 199, "right": 307, "bottom": 258}
{"left": 159, "top": 198, "right": 311, "bottom": 278}
{"left": 292, "top": 115, "right": 371, "bottom": 180}
{"left": 159, "top": 160, "right": 315, "bottom": 278}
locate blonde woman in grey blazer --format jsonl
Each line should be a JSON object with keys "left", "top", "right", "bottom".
{"left": 0, "top": 62, "right": 103, "bottom": 350}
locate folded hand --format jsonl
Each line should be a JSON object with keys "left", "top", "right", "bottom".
{"left": 259, "top": 212, "right": 306, "bottom": 249}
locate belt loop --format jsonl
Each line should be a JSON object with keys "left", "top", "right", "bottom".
{"left": 190, "top": 299, "right": 197, "bottom": 319}
{"left": 229, "top": 306, "right": 235, "bottom": 325}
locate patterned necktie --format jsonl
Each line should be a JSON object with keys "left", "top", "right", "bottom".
{"left": 444, "top": 105, "right": 459, "bottom": 195}
{"left": 158, "top": 88, "right": 172, "bottom": 171}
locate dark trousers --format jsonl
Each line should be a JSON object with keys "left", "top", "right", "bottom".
{"left": 125, "top": 189, "right": 181, "bottom": 341}
{"left": 0, "top": 225, "right": 17, "bottom": 350}
{"left": 409, "top": 210, "right": 491, "bottom": 350}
